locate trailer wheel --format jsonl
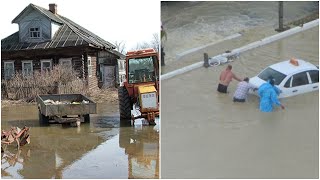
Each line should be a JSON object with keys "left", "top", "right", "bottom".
{"left": 38, "top": 110, "right": 49, "bottom": 126}
{"left": 84, "top": 114, "right": 90, "bottom": 123}
{"left": 118, "top": 86, "right": 132, "bottom": 121}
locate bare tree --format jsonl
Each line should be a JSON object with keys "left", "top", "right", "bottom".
{"left": 114, "top": 41, "right": 126, "bottom": 54}
{"left": 131, "top": 32, "right": 160, "bottom": 52}
{"left": 151, "top": 33, "right": 160, "bottom": 52}
{"left": 132, "top": 41, "right": 152, "bottom": 51}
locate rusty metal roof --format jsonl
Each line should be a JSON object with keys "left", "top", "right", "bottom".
{"left": 2, "top": 3, "right": 117, "bottom": 52}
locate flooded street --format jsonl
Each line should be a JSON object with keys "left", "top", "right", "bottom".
{"left": 161, "top": 21, "right": 318, "bottom": 179}
{"left": 1, "top": 102, "right": 159, "bottom": 179}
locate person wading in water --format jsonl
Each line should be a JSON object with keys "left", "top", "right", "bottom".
{"left": 217, "top": 64, "right": 242, "bottom": 93}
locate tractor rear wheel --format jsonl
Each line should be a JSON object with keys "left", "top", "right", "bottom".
{"left": 118, "top": 86, "right": 132, "bottom": 121}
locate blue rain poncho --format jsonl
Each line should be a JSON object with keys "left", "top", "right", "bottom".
{"left": 258, "top": 82, "right": 281, "bottom": 112}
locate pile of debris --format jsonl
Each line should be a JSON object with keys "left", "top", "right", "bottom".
{"left": 1, "top": 126, "right": 30, "bottom": 152}
{"left": 43, "top": 99, "right": 89, "bottom": 105}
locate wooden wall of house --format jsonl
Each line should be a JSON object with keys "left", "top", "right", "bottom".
{"left": 72, "top": 56, "right": 83, "bottom": 78}
{"left": 1, "top": 56, "right": 83, "bottom": 79}
{"left": 18, "top": 11, "right": 51, "bottom": 43}
{"left": 98, "top": 51, "right": 118, "bottom": 65}
{"left": 1, "top": 49, "right": 117, "bottom": 89}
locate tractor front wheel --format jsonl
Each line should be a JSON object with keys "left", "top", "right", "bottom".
{"left": 118, "top": 86, "right": 132, "bottom": 121}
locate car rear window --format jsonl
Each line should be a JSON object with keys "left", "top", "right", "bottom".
{"left": 258, "top": 67, "right": 286, "bottom": 85}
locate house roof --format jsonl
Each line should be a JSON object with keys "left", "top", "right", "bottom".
{"left": 2, "top": 3, "right": 120, "bottom": 55}
{"left": 12, "top": 3, "right": 63, "bottom": 24}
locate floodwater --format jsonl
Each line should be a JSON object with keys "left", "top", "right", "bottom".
{"left": 161, "top": 1, "right": 319, "bottom": 73}
{"left": 161, "top": 22, "right": 319, "bottom": 180}
{"left": 1, "top": 102, "right": 159, "bottom": 179}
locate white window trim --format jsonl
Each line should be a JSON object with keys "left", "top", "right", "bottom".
{"left": 41, "top": 59, "right": 52, "bottom": 72}
{"left": 59, "top": 58, "right": 72, "bottom": 67}
{"left": 4, "top": 61, "right": 15, "bottom": 80}
{"left": 88, "top": 57, "right": 93, "bottom": 77}
{"left": 22, "top": 60, "right": 33, "bottom": 77}
{"left": 29, "top": 27, "right": 41, "bottom": 39}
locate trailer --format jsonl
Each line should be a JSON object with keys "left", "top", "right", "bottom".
{"left": 37, "top": 94, "right": 97, "bottom": 126}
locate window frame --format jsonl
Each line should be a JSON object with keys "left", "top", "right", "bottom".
{"left": 88, "top": 57, "right": 92, "bottom": 77}
{"left": 284, "top": 76, "right": 292, "bottom": 88}
{"left": 307, "top": 70, "right": 319, "bottom": 84}
{"left": 59, "top": 58, "right": 72, "bottom": 68}
{"left": 29, "top": 27, "right": 41, "bottom": 39}
{"left": 291, "top": 71, "right": 310, "bottom": 87}
{"left": 41, "top": 59, "right": 52, "bottom": 72}
{"left": 4, "top": 61, "right": 15, "bottom": 80}
{"left": 22, "top": 60, "right": 34, "bottom": 77}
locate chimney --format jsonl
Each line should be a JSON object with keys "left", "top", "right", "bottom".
{"left": 49, "top": 4, "right": 57, "bottom": 14}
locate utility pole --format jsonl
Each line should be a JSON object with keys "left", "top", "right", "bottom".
{"left": 276, "top": 1, "right": 289, "bottom": 32}
{"left": 279, "top": 1, "right": 284, "bottom": 30}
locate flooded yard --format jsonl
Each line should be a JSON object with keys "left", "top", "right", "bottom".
{"left": 1, "top": 102, "right": 159, "bottom": 179}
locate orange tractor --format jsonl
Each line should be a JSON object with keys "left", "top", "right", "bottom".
{"left": 118, "top": 48, "right": 159, "bottom": 125}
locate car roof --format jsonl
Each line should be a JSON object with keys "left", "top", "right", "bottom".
{"left": 269, "top": 59, "right": 318, "bottom": 75}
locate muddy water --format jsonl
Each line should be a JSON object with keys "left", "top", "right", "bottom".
{"left": 161, "top": 27, "right": 319, "bottom": 178}
{"left": 1, "top": 102, "right": 159, "bottom": 179}
{"left": 161, "top": 1, "right": 318, "bottom": 73}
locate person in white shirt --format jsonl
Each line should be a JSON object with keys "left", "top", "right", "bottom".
{"left": 233, "top": 77, "right": 257, "bottom": 102}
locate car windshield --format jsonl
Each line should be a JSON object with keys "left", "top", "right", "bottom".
{"left": 258, "top": 67, "right": 286, "bottom": 85}
{"left": 128, "top": 56, "right": 158, "bottom": 83}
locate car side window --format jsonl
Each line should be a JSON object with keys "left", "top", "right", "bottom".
{"left": 284, "top": 77, "right": 292, "bottom": 88}
{"left": 292, "top": 72, "right": 309, "bottom": 87}
{"left": 308, "top": 70, "right": 319, "bottom": 83}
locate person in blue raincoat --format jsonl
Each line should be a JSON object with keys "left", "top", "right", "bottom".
{"left": 258, "top": 78, "right": 285, "bottom": 112}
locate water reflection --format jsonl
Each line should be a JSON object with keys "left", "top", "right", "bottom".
{"left": 1, "top": 103, "right": 159, "bottom": 179}
{"left": 119, "top": 123, "right": 159, "bottom": 179}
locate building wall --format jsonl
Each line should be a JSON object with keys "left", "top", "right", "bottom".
{"left": 1, "top": 55, "right": 83, "bottom": 79}
{"left": 98, "top": 50, "right": 118, "bottom": 88}
{"left": 1, "top": 52, "right": 118, "bottom": 89}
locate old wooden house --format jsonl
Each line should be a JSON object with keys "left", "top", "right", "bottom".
{"left": 1, "top": 3, "right": 124, "bottom": 89}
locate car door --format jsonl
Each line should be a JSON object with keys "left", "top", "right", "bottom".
{"left": 307, "top": 70, "right": 319, "bottom": 91}
{"left": 289, "top": 71, "right": 312, "bottom": 97}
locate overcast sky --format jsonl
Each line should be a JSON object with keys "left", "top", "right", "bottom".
{"left": 0, "top": 0, "right": 160, "bottom": 51}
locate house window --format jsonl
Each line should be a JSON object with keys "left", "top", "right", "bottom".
{"left": 29, "top": 27, "right": 41, "bottom": 38}
{"left": 4, "top": 61, "right": 15, "bottom": 80}
{"left": 41, "top": 59, "right": 52, "bottom": 72}
{"left": 88, "top": 57, "right": 92, "bottom": 77}
{"left": 59, "top": 58, "right": 72, "bottom": 68}
{"left": 22, "top": 60, "right": 33, "bottom": 77}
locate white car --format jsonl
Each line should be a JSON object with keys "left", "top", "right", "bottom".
{"left": 249, "top": 59, "right": 319, "bottom": 98}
